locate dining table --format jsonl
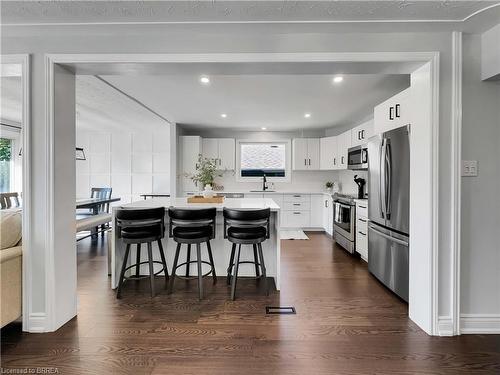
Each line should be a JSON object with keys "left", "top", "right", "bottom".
{"left": 76, "top": 197, "right": 121, "bottom": 236}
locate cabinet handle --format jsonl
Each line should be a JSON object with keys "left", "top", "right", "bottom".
{"left": 389, "top": 106, "right": 394, "bottom": 120}
{"left": 293, "top": 212, "right": 301, "bottom": 215}
{"left": 293, "top": 195, "right": 301, "bottom": 197}
{"left": 361, "top": 130, "right": 365, "bottom": 139}
{"left": 358, "top": 205, "right": 367, "bottom": 209}
{"left": 359, "top": 218, "right": 367, "bottom": 222}
{"left": 308, "top": 158, "right": 311, "bottom": 166}
{"left": 395, "top": 104, "right": 401, "bottom": 118}
{"left": 333, "top": 157, "right": 336, "bottom": 166}
{"left": 304, "top": 159, "right": 307, "bottom": 166}
{"left": 341, "top": 156, "right": 344, "bottom": 164}
{"left": 293, "top": 203, "right": 301, "bottom": 206}
{"left": 325, "top": 200, "right": 328, "bottom": 208}
{"left": 358, "top": 231, "right": 366, "bottom": 236}
{"left": 358, "top": 131, "right": 362, "bottom": 140}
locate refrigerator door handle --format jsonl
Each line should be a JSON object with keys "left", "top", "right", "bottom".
{"left": 379, "top": 139, "right": 386, "bottom": 218}
{"left": 385, "top": 139, "right": 392, "bottom": 220}
{"left": 369, "top": 225, "right": 409, "bottom": 247}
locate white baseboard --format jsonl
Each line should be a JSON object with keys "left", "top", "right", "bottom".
{"left": 27, "top": 312, "right": 47, "bottom": 333}
{"left": 460, "top": 314, "right": 500, "bottom": 334}
{"left": 438, "top": 315, "right": 454, "bottom": 336}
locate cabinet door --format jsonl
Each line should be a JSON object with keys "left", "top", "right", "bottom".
{"left": 202, "top": 138, "right": 219, "bottom": 161}
{"left": 326, "top": 196, "right": 334, "bottom": 235}
{"left": 322, "top": 196, "right": 329, "bottom": 229}
{"left": 181, "top": 136, "right": 202, "bottom": 192}
{"left": 320, "top": 136, "right": 338, "bottom": 170}
{"left": 360, "top": 120, "right": 374, "bottom": 142}
{"left": 309, "top": 194, "right": 323, "bottom": 227}
{"left": 374, "top": 88, "right": 412, "bottom": 134}
{"left": 307, "top": 138, "right": 320, "bottom": 170}
{"left": 292, "top": 138, "right": 309, "bottom": 170}
{"left": 218, "top": 138, "right": 235, "bottom": 170}
{"left": 337, "top": 131, "right": 350, "bottom": 169}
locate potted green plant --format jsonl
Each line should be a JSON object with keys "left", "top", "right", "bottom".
{"left": 325, "top": 181, "right": 334, "bottom": 192}
{"left": 189, "top": 155, "right": 223, "bottom": 195}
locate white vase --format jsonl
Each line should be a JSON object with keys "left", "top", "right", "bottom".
{"left": 203, "top": 184, "right": 214, "bottom": 198}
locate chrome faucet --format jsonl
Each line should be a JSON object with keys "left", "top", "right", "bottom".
{"left": 262, "top": 174, "right": 268, "bottom": 191}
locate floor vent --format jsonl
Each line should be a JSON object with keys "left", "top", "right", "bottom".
{"left": 265, "top": 306, "right": 296, "bottom": 315}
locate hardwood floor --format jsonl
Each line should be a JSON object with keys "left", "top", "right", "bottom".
{"left": 2, "top": 232, "right": 499, "bottom": 374}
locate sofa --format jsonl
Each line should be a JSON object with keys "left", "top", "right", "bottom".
{"left": 0, "top": 208, "right": 22, "bottom": 328}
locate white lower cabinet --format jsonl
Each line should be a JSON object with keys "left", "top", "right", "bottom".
{"left": 355, "top": 200, "right": 369, "bottom": 261}
{"left": 323, "top": 194, "right": 333, "bottom": 235}
{"left": 282, "top": 210, "right": 310, "bottom": 228}
{"left": 309, "top": 194, "right": 324, "bottom": 228}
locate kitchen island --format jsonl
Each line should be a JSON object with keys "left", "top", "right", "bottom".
{"left": 110, "top": 198, "right": 281, "bottom": 291}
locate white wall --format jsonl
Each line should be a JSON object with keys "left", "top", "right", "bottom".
{"left": 481, "top": 23, "right": 500, "bottom": 80}
{"left": 76, "top": 129, "right": 171, "bottom": 204}
{"left": 1, "top": 23, "right": 457, "bottom": 332}
{"left": 461, "top": 33, "right": 500, "bottom": 323}
{"left": 182, "top": 128, "right": 343, "bottom": 193}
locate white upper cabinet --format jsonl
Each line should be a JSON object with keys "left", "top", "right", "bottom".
{"left": 337, "top": 131, "right": 351, "bottom": 169}
{"left": 217, "top": 138, "right": 235, "bottom": 170}
{"left": 320, "top": 136, "right": 339, "bottom": 170}
{"left": 180, "top": 136, "right": 202, "bottom": 192}
{"left": 202, "top": 138, "right": 235, "bottom": 170}
{"left": 292, "top": 138, "right": 320, "bottom": 170}
{"left": 374, "top": 87, "right": 412, "bottom": 134}
{"left": 351, "top": 119, "right": 374, "bottom": 147}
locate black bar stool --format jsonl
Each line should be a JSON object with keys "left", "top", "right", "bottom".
{"left": 223, "top": 208, "right": 270, "bottom": 300}
{"left": 168, "top": 207, "right": 217, "bottom": 300}
{"left": 115, "top": 207, "right": 169, "bottom": 299}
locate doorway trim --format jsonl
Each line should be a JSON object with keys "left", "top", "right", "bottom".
{"left": 42, "top": 51, "right": 442, "bottom": 334}
{"left": 1, "top": 54, "right": 31, "bottom": 331}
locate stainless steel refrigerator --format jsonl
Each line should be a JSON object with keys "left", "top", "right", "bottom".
{"left": 367, "top": 125, "right": 410, "bottom": 302}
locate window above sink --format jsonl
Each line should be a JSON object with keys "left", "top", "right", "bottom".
{"left": 236, "top": 139, "right": 291, "bottom": 182}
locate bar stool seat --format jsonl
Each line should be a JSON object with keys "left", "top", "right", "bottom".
{"left": 227, "top": 226, "right": 266, "bottom": 241}
{"left": 173, "top": 226, "right": 212, "bottom": 240}
{"left": 121, "top": 227, "right": 161, "bottom": 240}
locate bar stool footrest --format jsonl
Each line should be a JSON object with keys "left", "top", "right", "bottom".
{"left": 122, "top": 261, "right": 167, "bottom": 281}
{"left": 174, "top": 260, "right": 214, "bottom": 280}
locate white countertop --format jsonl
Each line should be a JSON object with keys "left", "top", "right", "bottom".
{"left": 116, "top": 197, "right": 281, "bottom": 211}
{"left": 186, "top": 190, "right": 334, "bottom": 196}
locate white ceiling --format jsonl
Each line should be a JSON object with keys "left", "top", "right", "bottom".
{"left": 102, "top": 73, "right": 410, "bottom": 131}
{"left": 75, "top": 76, "right": 170, "bottom": 133}
{"left": 1, "top": 1, "right": 498, "bottom": 24}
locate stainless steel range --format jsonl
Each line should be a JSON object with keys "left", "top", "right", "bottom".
{"left": 333, "top": 193, "right": 357, "bottom": 254}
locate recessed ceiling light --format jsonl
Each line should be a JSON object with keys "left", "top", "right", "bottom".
{"left": 221, "top": 113, "right": 227, "bottom": 118}
{"left": 200, "top": 76, "right": 210, "bottom": 84}
{"left": 304, "top": 113, "right": 311, "bottom": 118}
{"left": 333, "top": 76, "right": 344, "bottom": 83}
{"left": 261, "top": 127, "right": 267, "bottom": 130}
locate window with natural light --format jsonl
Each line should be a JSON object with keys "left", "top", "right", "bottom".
{"left": 240, "top": 142, "right": 286, "bottom": 178}
{"left": 0, "top": 138, "right": 12, "bottom": 193}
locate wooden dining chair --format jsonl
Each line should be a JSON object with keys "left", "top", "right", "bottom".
{"left": 0, "top": 192, "right": 20, "bottom": 209}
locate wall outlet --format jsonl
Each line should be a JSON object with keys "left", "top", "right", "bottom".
{"left": 462, "top": 160, "right": 478, "bottom": 177}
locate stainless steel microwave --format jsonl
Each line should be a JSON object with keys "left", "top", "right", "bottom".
{"left": 347, "top": 145, "right": 368, "bottom": 170}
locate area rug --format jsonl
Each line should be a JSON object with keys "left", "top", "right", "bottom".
{"left": 280, "top": 230, "right": 309, "bottom": 240}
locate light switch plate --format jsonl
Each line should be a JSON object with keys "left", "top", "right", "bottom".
{"left": 462, "top": 160, "right": 478, "bottom": 177}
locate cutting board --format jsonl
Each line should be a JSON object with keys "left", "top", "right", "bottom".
{"left": 187, "top": 195, "right": 225, "bottom": 203}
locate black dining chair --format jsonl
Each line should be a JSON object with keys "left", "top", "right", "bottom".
{"left": 115, "top": 207, "right": 169, "bottom": 298}
{"left": 77, "top": 187, "right": 113, "bottom": 236}
{"left": 223, "top": 208, "right": 270, "bottom": 300}
{"left": 167, "top": 207, "right": 217, "bottom": 300}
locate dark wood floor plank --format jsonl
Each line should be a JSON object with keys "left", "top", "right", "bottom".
{"left": 1, "top": 231, "right": 499, "bottom": 374}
